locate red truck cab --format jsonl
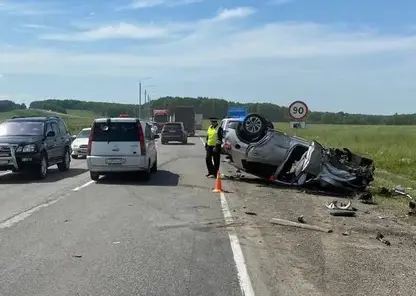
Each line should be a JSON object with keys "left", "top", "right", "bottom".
{"left": 152, "top": 109, "right": 169, "bottom": 132}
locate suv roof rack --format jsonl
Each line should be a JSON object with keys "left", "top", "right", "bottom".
{"left": 11, "top": 115, "right": 60, "bottom": 119}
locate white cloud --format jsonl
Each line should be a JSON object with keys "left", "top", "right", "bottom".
{"left": 2, "top": 10, "right": 416, "bottom": 79}
{"left": 40, "top": 7, "right": 256, "bottom": 42}
{"left": 214, "top": 7, "right": 256, "bottom": 21}
{"left": 21, "top": 23, "right": 52, "bottom": 30}
{"left": 41, "top": 23, "right": 168, "bottom": 41}
{"left": 124, "top": 0, "right": 203, "bottom": 10}
{"left": 268, "top": 0, "right": 293, "bottom": 5}
{"left": 0, "top": 1, "right": 63, "bottom": 16}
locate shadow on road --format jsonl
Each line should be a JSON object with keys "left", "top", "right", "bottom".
{"left": 97, "top": 170, "right": 180, "bottom": 186}
{"left": 0, "top": 168, "right": 88, "bottom": 184}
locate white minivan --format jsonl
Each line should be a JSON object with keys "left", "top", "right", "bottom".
{"left": 86, "top": 117, "right": 159, "bottom": 181}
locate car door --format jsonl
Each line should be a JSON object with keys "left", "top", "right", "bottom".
{"left": 144, "top": 122, "right": 156, "bottom": 163}
{"left": 44, "top": 122, "right": 59, "bottom": 161}
{"left": 51, "top": 121, "right": 65, "bottom": 159}
{"left": 58, "top": 119, "right": 71, "bottom": 151}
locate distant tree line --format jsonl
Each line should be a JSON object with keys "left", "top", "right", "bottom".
{"left": 0, "top": 100, "right": 26, "bottom": 112}
{"left": 25, "top": 97, "right": 416, "bottom": 125}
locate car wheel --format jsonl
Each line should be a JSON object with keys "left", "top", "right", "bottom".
{"left": 35, "top": 152, "right": 48, "bottom": 179}
{"left": 151, "top": 156, "right": 157, "bottom": 173}
{"left": 71, "top": 155, "right": 78, "bottom": 159}
{"left": 90, "top": 172, "right": 99, "bottom": 181}
{"left": 240, "top": 113, "right": 267, "bottom": 142}
{"left": 142, "top": 160, "right": 151, "bottom": 181}
{"left": 58, "top": 148, "right": 71, "bottom": 172}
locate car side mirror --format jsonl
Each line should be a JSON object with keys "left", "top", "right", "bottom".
{"left": 46, "top": 131, "right": 55, "bottom": 137}
{"left": 71, "top": 135, "right": 77, "bottom": 141}
{"left": 153, "top": 134, "right": 160, "bottom": 139}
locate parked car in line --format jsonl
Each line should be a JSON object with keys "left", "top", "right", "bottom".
{"left": 150, "top": 121, "right": 158, "bottom": 135}
{"left": 161, "top": 122, "right": 188, "bottom": 144}
{"left": 219, "top": 117, "right": 244, "bottom": 154}
{"left": 86, "top": 116, "right": 159, "bottom": 181}
{"left": 223, "top": 113, "right": 374, "bottom": 193}
{"left": 71, "top": 127, "right": 91, "bottom": 159}
{"left": 0, "top": 115, "right": 72, "bottom": 179}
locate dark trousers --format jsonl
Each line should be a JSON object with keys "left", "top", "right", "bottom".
{"left": 206, "top": 145, "right": 220, "bottom": 176}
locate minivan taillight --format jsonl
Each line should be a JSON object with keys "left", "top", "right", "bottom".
{"left": 138, "top": 124, "right": 146, "bottom": 155}
{"left": 87, "top": 124, "right": 94, "bottom": 156}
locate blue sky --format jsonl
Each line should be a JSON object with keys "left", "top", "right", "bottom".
{"left": 0, "top": 0, "right": 415, "bottom": 115}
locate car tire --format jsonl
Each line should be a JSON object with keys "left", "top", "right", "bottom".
{"left": 35, "top": 152, "right": 48, "bottom": 180}
{"left": 151, "top": 156, "right": 157, "bottom": 173}
{"left": 90, "top": 172, "right": 99, "bottom": 181}
{"left": 71, "top": 155, "right": 78, "bottom": 159}
{"left": 239, "top": 113, "right": 267, "bottom": 142}
{"left": 58, "top": 148, "right": 71, "bottom": 172}
{"left": 142, "top": 161, "right": 151, "bottom": 181}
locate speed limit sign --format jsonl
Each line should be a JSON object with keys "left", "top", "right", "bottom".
{"left": 288, "top": 101, "right": 309, "bottom": 120}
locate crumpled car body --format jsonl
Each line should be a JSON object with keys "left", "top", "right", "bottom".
{"left": 223, "top": 115, "right": 374, "bottom": 193}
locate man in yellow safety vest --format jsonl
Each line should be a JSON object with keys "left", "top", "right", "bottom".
{"left": 205, "top": 117, "right": 223, "bottom": 177}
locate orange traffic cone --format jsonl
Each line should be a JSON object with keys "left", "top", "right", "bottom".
{"left": 213, "top": 171, "right": 223, "bottom": 193}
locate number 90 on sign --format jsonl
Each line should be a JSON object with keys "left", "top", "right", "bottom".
{"left": 288, "top": 101, "right": 308, "bottom": 120}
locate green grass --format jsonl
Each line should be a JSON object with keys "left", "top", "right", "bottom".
{"left": 66, "top": 109, "right": 99, "bottom": 118}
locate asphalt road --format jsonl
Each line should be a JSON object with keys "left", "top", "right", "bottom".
{"left": 0, "top": 137, "right": 247, "bottom": 296}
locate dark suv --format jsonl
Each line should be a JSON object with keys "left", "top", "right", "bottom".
{"left": 161, "top": 122, "right": 188, "bottom": 144}
{"left": 0, "top": 115, "right": 72, "bottom": 179}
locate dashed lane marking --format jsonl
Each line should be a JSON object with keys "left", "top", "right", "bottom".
{"left": 0, "top": 195, "right": 66, "bottom": 230}
{"left": 72, "top": 180, "right": 95, "bottom": 191}
{"left": 200, "top": 136, "right": 255, "bottom": 296}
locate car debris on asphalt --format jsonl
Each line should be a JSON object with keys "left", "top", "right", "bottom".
{"left": 376, "top": 232, "right": 391, "bottom": 246}
{"left": 326, "top": 200, "right": 357, "bottom": 217}
{"left": 379, "top": 185, "right": 416, "bottom": 215}
{"left": 270, "top": 217, "right": 333, "bottom": 233}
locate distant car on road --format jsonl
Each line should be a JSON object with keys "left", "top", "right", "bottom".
{"left": 0, "top": 115, "right": 72, "bottom": 179}
{"left": 71, "top": 127, "right": 91, "bottom": 159}
{"left": 150, "top": 121, "right": 158, "bottom": 135}
{"left": 219, "top": 117, "right": 244, "bottom": 154}
{"left": 86, "top": 116, "right": 159, "bottom": 181}
{"left": 161, "top": 122, "right": 188, "bottom": 144}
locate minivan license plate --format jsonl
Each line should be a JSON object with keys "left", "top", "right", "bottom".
{"left": 106, "top": 158, "right": 125, "bottom": 164}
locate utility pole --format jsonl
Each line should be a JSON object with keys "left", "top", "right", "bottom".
{"left": 138, "top": 82, "right": 142, "bottom": 118}
{"left": 147, "top": 94, "right": 151, "bottom": 120}
{"left": 144, "top": 89, "right": 147, "bottom": 119}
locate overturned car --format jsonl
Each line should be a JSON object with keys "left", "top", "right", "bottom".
{"left": 223, "top": 114, "right": 375, "bottom": 193}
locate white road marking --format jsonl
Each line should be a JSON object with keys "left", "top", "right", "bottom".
{"left": 200, "top": 136, "right": 255, "bottom": 296}
{"left": 220, "top": 192, "right": 256, "bottom": 296}
{"left": 72, "top": 180, "right": 95, "bottom": 191}
{"left": 0, "top": 196, "right": 64, "bottom": 230}
{"left": 199, "top": 137, "right": 205, "bottom": 146}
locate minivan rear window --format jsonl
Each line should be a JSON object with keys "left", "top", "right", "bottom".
{"left": 93, "top": 122, "right": 139, "bottom": 142}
